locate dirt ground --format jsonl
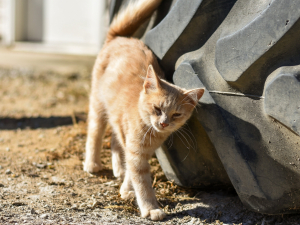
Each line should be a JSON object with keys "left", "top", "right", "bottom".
{"left": 0, "top": 50, "right": 300, "bottom": 224}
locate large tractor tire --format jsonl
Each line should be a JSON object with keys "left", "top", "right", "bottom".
{"left": 109, "top": 0, "right": 300, "bottom": 214}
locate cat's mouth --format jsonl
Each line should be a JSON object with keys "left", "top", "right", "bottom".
{"left": 152, "top": 124, "right": 171, "bottom": 133}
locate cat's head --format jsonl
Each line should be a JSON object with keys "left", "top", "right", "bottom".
{"left": 139, "top": 65, "right": 204, "bottom": 133}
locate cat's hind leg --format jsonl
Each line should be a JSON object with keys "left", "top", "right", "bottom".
{"left": 120, "top": 170, "right": 135, "bottom": 199}
{"left": 111, "top": 132, "right": 125, "bottom": 180}
{"left": 84, "top": 97, "right": 107, "bottom": 173}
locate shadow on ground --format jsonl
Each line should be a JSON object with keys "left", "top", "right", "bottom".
{"left": 0, "top": 114, "right": 86, "bottom": 130}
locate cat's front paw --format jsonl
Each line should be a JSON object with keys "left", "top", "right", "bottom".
{"left": 83, "top": 160, "right": 103, "bottom": 173}
{"left": 141, "top": 208, "right": 166, "bottom": 221}
{"left": 120, "top": 190, "right": 135, "bottom": 200}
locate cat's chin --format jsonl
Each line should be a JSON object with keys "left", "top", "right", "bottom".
{"left": 152, "top": 124, "right": 171, "bottom": 133}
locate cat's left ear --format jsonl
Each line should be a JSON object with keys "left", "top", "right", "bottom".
{"left": 184, "top": 88, "right": 205, "bottom": 105}
{"left": 143, "top": 65, "right": 161, "bottom": 93}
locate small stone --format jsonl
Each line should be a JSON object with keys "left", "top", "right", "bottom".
{"left": 92, "top": 200, "right": 101, "bottom": 209}
{"left": 48, "top": 165, "right": 55, "bottom": 169}
{"left": 64, "top": 200, "right": 71, "bottom": 206}
{"left": 103, "top": 181, "right": 119, "bottom": 187}
{"left": 41, "top": 176, "right": 48, "bottom": 180}
{"left": 28, "top": 173, "right": 39, "bottom": 178}
{"left": 12, "top": 202, "right": 26, "bottom": 206}
{"left": 40, "top": 214, "right": 48, "bottom": 219}
{"left": 5, "top": 169, "right": 12, "bottom": 174}
{"left": 30, "top": 208, "right": 36, "bottom": 214}
{"left": 189, "top": 218, "right": 197, "bottom": 224}
{"left": 6, "top": 147, "right": 10, "bottom": 152}
{"left": 80, "top": 203, "right": 87, "bottom": 208}
{"left": 163, "top": 205, "right": 169, "bottom": 213}
{"left": 36, "top": 163, "right": 46, "bottom": 169}
{"left": 71, "top": 204, "right": 78, "bottom": 210}
{"left": 50, "top": 176, "right": 66, "bottom": 185}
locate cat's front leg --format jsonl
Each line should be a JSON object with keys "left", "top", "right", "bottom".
{"left": 126, "top": 148, "right": 166, "bottom": 221}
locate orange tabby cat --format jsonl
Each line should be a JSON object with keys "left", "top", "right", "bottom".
{"left": 84, "top": 0, "right": 204, "bottom": 221}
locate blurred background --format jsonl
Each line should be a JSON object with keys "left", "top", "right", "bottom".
{"left": 0, "top": 0, "right": 111, "bottom": 118}
{"left": 0, "top": 0, "right": 108, "bottom": 55}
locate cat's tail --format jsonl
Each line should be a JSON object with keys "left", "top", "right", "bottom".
{"left": 106, "top": 0, "right": 163, "bottom": 43}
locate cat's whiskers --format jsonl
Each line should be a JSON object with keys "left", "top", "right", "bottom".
{"left": 184, "top": 125, "right": 198, "bottom": 149}
{"left": 138, "top": 125, "right": 148, "bottom": 135}
{"left": 173, "top": 127, "right": 198, "bottom": 162}
{"left": 167, "top": 134, "right": 174, "bottom": 149}
{"left": 179, "top": 126, "right": 197, "bottom": 152}
{"left": 175, "top": 131, "right": 190, "bottom": 150}
{"left": 167, "top": 134, "right": 172, "bottom": 146}
{"left": 181, "top": 147, "right": 190, "bottom": 162}
{"left": 177, "top": 129, "right": 196, "bottom": 152}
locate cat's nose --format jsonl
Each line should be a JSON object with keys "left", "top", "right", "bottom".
{"left": 160, "top": 122, "right": 169, "bottom": 128}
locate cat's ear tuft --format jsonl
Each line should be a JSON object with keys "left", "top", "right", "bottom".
{"left": 143, "top": 65, "right": 161, "bottom": 93}
{"left": 184, "top": 88, "right": 205, "bottom": 105}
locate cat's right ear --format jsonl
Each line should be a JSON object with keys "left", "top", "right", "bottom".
{"left": 143, "top": 65, "right": 161, "bottom": 93}
{"left": 183, "top": 88, "right": 205, "bottom": 106}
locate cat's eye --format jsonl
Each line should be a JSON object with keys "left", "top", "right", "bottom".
{"left": 172, "top": 113, "right": 182, "bottom": 118}
{"left": 154, "top": 106, "right": 162, "bottom": 115}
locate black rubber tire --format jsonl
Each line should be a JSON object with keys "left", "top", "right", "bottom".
{"left": 109, "top": 0, "right": 300, "bottom": 214}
